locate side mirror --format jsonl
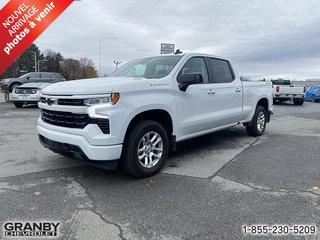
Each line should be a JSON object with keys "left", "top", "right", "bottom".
{"left": 178, "top": 73, "right": 202, "bottom": 91}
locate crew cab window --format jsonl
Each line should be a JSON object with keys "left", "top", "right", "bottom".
{"left": 208, "top": 58, "right": 234, "bottom": 83}
{"left": 179, "top": 57, "right": 209, "bottom": 84}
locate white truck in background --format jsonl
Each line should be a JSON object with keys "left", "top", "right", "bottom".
{"left": 271, "top": 79, "right": 306, "bottom": 105}
{"left": 37, "top": 53, "right": 273, "bottom": 177}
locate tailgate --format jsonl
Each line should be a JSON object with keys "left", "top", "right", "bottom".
{"left": 278, "top": 86, "right": 304, "bottom": 94}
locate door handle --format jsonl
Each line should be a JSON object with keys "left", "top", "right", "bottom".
{"left": 207, "top": 89, "right": 216, "bottom": 95}
{"left": 235, "top": 89, "right": 241, "bottom": 93}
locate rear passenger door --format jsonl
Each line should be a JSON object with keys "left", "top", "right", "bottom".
{"left": 205, "top": 58, "right": 243, "bottom": 124}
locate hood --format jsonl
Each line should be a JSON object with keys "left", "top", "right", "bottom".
{"left": 1, "top": 78, "right": 14, "bottom": 83}
{"left": 41, "top": 77, "right": 140, "bottom": 95}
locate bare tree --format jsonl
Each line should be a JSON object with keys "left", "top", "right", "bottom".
{"left": 240, "top": 76, "right": 250, "bottom": 81}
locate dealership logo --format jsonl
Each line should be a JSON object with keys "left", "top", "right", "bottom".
{"left": 2, "top": 222, "right": 60, "bottom": 238}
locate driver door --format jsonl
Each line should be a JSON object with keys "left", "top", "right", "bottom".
{"left": 175, "top": 57, "right": 219, "bottom": 137}
{"left": 25, "top": 73, "right": 40, "bottom": 83}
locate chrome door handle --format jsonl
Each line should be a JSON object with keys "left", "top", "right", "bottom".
{"left": 207, "top": 89, "right": 216, "bottom": 95}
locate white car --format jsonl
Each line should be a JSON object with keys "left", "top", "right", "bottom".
{"left": 12, "top": 82, "right": 52, "bottom": 108}
{"left": 37, "top": 53, "right": 273, "bottom": 177}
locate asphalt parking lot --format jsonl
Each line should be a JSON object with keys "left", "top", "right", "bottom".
{"left": 0, "top": 97, "right": 320, "bottom": 240}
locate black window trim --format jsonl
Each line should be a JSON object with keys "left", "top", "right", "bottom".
{"left": 205, "top": 57, "right": 236, "bottom": 84}
{"left": 177, "top": 56, "right": 211, "bottom": 85}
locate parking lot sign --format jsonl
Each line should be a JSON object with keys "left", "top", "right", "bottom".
{"left": 161, "top": 43, "right": 175, "bottom": 54}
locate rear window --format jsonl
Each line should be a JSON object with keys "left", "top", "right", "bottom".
{"left": 53, "top": 73, "right": 64, "bottom": 79}
{"left": 271, "top": 80, "right": 291, "bottom": 85}
{"left": 41, "top": 73, "right": 54, "bottom": 79}
{"left": 208, "top": 58, "right": 234, "bottom": 83}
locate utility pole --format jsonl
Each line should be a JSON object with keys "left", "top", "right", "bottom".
{"left": 114, "top": 60, "right": 121, "bottom": 70}
{"left": 31, "top": 51, "right": 37, "bottom": 72}
{"left": 99, "top": 40, "right": 102, "bottom": 77}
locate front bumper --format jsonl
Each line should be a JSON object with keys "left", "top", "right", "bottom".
{"left": 37, "top": 124, "right": 122, "bottom": 162}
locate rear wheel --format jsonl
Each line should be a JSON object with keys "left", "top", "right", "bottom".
{"left": 122, "top": 120, "right": 169, "bottom": 178}
{"left": 14, "top": 103, "right": 23, "bottom": 108}
{"left": 246, "top": 106, "right": 267, "bottom": 137}
{"left": 293, "top": 98, "right": 304, "bottom": 105}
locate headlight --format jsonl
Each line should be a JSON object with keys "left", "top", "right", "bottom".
{"left": 86, "top": 93, "right": 120, "bottom": 119}
{"left": 84, "top": 93, "right": 120, "bottom": 106}
{"left": 3, "top": 79, "right": 10, "bottom": 83}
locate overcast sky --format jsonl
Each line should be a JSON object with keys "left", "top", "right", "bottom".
{"left": 1, "top": 0, "right": 320, "bottom": 79}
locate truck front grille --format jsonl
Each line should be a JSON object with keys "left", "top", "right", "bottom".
{"left": 42, "top": 109, "right": 89, "bottom": 128}
{"left": 41, "top": 109, "right": 110, "bottom": 134}
{"left": 40, "top": 97, "right": 84, "bottom": 106}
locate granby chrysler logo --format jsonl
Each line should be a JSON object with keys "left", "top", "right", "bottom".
{"left": 2, "top": 221, "right": 60, "bottom": 237}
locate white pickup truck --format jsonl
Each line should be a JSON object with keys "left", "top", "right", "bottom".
{"left": 271, "top": 79, "right": 306, "bottom": 105}
{"left": 37, "top": 53, "right": 273, "bottom": 177}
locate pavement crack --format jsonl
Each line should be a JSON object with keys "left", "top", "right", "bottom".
{"left": 208, "top": 138, "right": 261, "bottom": 179}
{"left": 214, "top": 175, "right": 320, "bottom": 197}
{"left": 73, "top": 177, "right": 127, "bottom": 240}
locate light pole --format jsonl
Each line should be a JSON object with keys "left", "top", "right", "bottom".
{"left": 114, "top": 60, "right": 121, "bottom": 70}
{"left": 37, "top": 60, "right": 47, "bottom": 72}
{"left": 99, "top": 40, "right": 102, "bottom": 77}
{"left": 31, "top": 51, "right": 37, "bottom": 72}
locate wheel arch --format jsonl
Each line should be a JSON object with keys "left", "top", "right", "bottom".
{"left": 124, "top": 109, "right": 174, "bottom": 139}
{"left": 9, "top": 81, "right": 22, "bottom": 91}
{"left": 257, "top": 97, "right": 269, "bottom": 112}
{"left": 244, "top": 97, "right": 270, "bottom": 127}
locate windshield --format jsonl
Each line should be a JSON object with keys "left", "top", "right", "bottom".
{"left": 111, "top": 56, "right": 182, "bottom": 79}
{"left": 19, "top": 73, "right": 29, "bottom": 78}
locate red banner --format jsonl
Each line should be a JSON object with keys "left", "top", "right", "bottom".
{"left": 0, "top": 0, "right": 74, "bottom": 74}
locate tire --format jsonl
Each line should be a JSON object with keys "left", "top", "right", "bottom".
{"left": 14, "top": 103, "right": 23, "bottom": 108}
{"left": 311, "top": 94, "right": 317, "bottom": 102}
{"left": 293, "top": 98, "right": 304, "bottom": 105}
{"left": 10, "top": 83, "right": 21, "bottom": 92}
{"left": 246, "top": 106, "right": 267, "bottom": 137}
{"left": 122, "top": 120, "right": 169, "bottom": 178}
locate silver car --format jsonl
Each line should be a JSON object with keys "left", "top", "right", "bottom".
{"left": 12, "top": 83, "right": 51, "bottom": 108}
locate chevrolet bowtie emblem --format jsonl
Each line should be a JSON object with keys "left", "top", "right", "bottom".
{"left": 46, "top": 98, "right": 54, "bottom": 106}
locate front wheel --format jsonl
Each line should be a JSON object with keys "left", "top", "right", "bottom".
{"left": 246, "top": 106, "right": 267, "bottom": 137}
{"left": 311, "top": 95, "right": 317, "bottom": 102}
{"left": 10, "top": 83, "right": 21, "bottom": 92}
{"left": 122, "top": 120, "right": 169, "bottom": 178}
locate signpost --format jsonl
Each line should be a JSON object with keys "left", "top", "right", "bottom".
{"left": 160, "top": 43, "right": 175, "bottom": 54}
